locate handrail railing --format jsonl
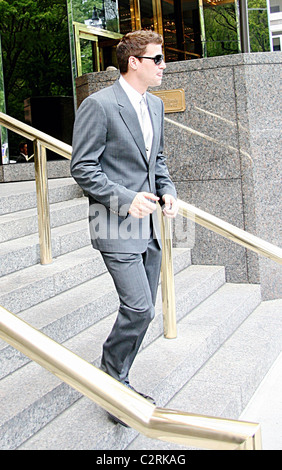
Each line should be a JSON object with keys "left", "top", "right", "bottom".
{"left": 1, "top": 112, "right": 281, "bottom": 263}
{"left": 1, "top": 110, "right": 281, "bottom": 333}
{"left": 160, "top": 201, "right": 282, "bottom": 338}
{"left": 0, "top": 112, "right": 72, "bottom": 264}
{"left": 0, "top": 111, "right": 280, "bottom": 449}
{"left": 0, "top": 305, "right": 262, "bottom": 450}
{"left": 178, "top": 201, "right": 282, "bottom": 265}
{"left": 0, "top": 112, "right": 72, "bottom": 159}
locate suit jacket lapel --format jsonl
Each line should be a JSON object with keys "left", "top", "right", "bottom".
{"left": 113, "top": 81, "right": 161, "bottom": 165}
{"left": 113, "top": 81, "right": 148, "bottom": 163}
{"left": 147, "top": 92, "right": 160, "bottom": 166}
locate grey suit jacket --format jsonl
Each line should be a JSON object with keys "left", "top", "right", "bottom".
{"left": 71, "top": 79, "right": 177, "bottom": 253}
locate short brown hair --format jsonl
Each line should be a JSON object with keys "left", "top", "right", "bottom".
{"left": 116, "top": 30, "right": 163, "bottom": 74}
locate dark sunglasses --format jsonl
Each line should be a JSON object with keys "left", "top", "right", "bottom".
{"left": 134, "top": 54, "right": 164, "bottom": 65}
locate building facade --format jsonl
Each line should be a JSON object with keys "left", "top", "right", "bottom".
{"left": 67, "top": 0, "right": 272, "bottom": 78}
{"left": 270, "top": 0, "right": 282, "bottom": 50}
{"left": 0, "top": 1, "right": 280, "bottom": 300}
{"left": 0, "top": 0, "right": 275, "bottom": 162}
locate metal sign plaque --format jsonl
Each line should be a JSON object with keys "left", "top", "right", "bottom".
{"left": 150, "top": 89, "right": 186, "bottom": 113}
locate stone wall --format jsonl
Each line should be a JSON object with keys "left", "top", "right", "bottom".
{"left": 75, "top": 52, "right": 282, "bottom": 300}
{"left": 0, "top": 160, "right": 71, "bottom": 182}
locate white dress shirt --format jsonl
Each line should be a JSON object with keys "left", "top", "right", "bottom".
{"left": 119, "top": 75, "right": 153, "bottom": 157}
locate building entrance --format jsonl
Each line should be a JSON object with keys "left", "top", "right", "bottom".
{"left": 68, "top": 0, "right": 243, "bottom": 80}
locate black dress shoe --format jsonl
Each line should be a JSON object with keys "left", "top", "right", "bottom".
{"left": 127, "top": 384, "right": 156, "bottom": 405}
{"left": 108, "top": 385, "right": 156, "bottom": 427}
{"left": 107, "top": 413, "right": 130, "bottom": 427}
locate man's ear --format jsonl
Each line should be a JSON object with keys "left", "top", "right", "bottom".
{"left": 128, "top": 56, "right": 139, "bottom": 71}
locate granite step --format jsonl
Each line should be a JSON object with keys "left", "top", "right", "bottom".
{"left": 0, "top": 245, "right": 107, "bottom": 314}
{"left": 0, "top": 197, "right": 88, "bottom": 243}
{"left": 13, "top": 283, "right": 262, "bottom": 450}
{"left": 1, "top": 177, "right": 275, "bottom": 451}
{"left": 0, "top": 178, "right": 83, "bottom": 215}
{"left": 127, "top": 298, "right": 282, "bottom": 451}
{"left": 0, "top": 248, "right": 192, "bottom": 379}
{"left": 0, "top": 271, "right": 117, "bottom": 380}
{"left": 0, "top": 218, "right": 91, "bottom": 277}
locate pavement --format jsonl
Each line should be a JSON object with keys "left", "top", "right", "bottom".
{"left": 239, "top": 351, "right": 282, "bottom": 450}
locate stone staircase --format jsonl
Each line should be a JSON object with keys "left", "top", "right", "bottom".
{"left": 0, "top": 178, "right": 281, "bottom": 450}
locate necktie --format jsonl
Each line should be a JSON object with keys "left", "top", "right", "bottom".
{"left": 140, "top": 96, "right": 153, "bottom": 159}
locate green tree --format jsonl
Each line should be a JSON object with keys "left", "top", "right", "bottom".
{"left": 0, "top": 0, "right": 73, "bottom": 120}
{"left": 248, "top": 0, "right": 270, "bottom": 52}
{"left": 203, "top": 2, "right": 239, "bottom": 57}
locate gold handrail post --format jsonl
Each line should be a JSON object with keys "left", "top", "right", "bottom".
{"left": 33, "top": 139, "right": 52, "bottom": 265}
{"left": 159, "top": 209, "right": 177, "bottom": 339}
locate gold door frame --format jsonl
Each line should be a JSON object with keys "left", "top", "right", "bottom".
{"left": 130, "top": 0, "right": 142, "bottom": 30}
{"left": 130, "top": 0, "right": 163, "bottom": 36}
{"left": 73, "top": 0, "right": 164, "bottom": 77}
{"left": 152, "top": 0, "right": 163, "bottom": 36}
{"left": 73, "top": 22, "right": 122, "bottom": 76}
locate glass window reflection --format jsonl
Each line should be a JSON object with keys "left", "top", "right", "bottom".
{"left": 202, "top": 0, "right": 239, "bottom": 56}
{"left": 247, "top": 0, "right": 270, "bottom": 52}
{"left": 140, "top": 0, "right": 154, "bottom": 30}
{"left": 161, "top": 0, "right": 202, "bottom": 61}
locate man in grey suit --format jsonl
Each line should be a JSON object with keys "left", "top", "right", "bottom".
{"left": 71, "top": 30, "right": 178, "bottom": 421}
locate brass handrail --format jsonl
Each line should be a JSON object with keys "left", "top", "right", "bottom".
{"left": 159, "top": 201, "right": 282, "bottom": 338}
{"left": 0, "top": 111, "right": 280, "bottom": 448}
{"left": 178, "top": 201, "right": 282, "bottom": 265}
{"left": 1, "top": 110, "right": 281, "bottom": 331}
{"left": 1, "top": 111, "right": 281, "bottom": 264}
{"left": 0, "top": 305, "right": 262, "bottom": 450}
{"left": 0, "top": 112, "right": 72, "bottom": 159}
{"left": 0, "top": 111, "right": 72, "bottom": 265}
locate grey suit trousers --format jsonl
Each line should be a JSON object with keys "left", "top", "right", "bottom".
{"left": 100, "top": 231, "right": 162, "bottom": 385}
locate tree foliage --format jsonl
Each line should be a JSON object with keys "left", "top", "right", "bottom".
{"left": 0, "top": 0, "right": 73, "bottom": 120}
{"left": 203, "top": 3, "right": 239, "bottom": 56}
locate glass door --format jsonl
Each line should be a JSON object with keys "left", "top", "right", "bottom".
{"left": 161, "top": 0, "right": 202, "bottom": 61}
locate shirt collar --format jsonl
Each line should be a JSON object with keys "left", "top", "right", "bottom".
{"left": 119, "top": 75, "right": 147, "bottom": 107}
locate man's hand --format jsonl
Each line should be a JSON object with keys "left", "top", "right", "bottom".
{"left": 162, "top": 194, "right": 178, "bottom": 218}
{"left": 129, "top": 192, "right": 159, "bottom": 218}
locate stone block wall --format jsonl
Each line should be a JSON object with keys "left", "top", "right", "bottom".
{"left": 75, "top": 52, "right": 282, "bottom": 300}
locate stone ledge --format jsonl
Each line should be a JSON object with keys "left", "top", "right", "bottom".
{"left": 0, "top": 160, "right": 71, "bottom": 183}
